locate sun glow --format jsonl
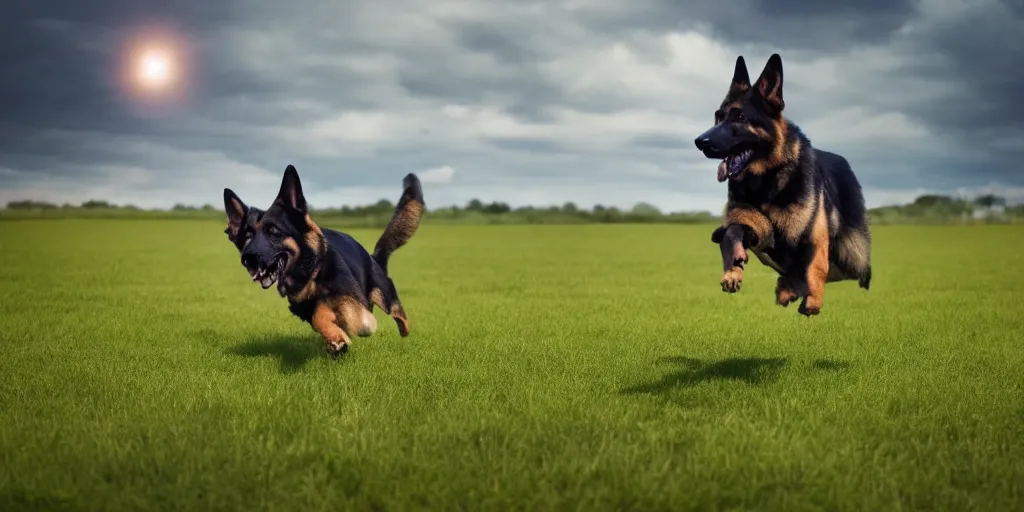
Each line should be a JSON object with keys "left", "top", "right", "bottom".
{"left": 136, "top": 48, "right": 174, "bottom": 89}
{"left": 117, "top": 25, "right": 193, "bottom": 110}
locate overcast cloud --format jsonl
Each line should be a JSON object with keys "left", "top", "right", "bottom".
{"left": 1, "top": 0, "right": 1022, "bottom": 213}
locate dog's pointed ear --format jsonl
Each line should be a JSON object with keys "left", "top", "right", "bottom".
{"left": 275, "top": 164, "right": 307, "bottom": 212}
{"left": 730, "top": 56, "right": 750, "bottom": 92}
{"left": 224, "top": 188, "right": 248, "bottom": 236}
{"left": 753, "top": 53, "right": 784, "bottom": 112}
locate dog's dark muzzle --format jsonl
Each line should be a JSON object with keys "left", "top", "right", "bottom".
{"left": 694, "top": 125, "right": 732, "bottom": 159}
{"left": 240, "top": 233, "right": 274, "bottom": 270}
{"left": 241, "top": 252, "right": 261, "bottom": 270}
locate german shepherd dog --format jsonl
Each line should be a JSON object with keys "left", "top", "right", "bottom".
{"left": 694, "top": 54, "right": 872, "bottom": 316}
{"left": 223, "top": 165, "right": 424, "bottom": 354}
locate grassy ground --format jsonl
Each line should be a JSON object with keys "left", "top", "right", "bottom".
{"left": 1, "top": 220, "right": 1022, "bottom": 511}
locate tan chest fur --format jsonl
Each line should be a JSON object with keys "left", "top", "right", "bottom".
{"left": 760, "top": 191, "right": 820, "bottom": 246}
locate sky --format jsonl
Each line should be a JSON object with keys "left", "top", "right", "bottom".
{"left": 1, "top": 0, "right": 1022, "bottom": 213}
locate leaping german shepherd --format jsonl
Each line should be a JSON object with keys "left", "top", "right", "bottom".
{"left": 223, "top": 165, "right": 424, "bottom": 354}
{"left": 694, "top": 53, "right": 872, "bottom": 316}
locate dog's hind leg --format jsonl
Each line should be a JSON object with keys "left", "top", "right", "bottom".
{"left": 370, "top": 279, "right": 411, "bottom": 337}
{"left": 337, "top": 296, "right": 377, "bottom": 338}
{"left": 388, "top": 300, "right": 411, "bottom": 337}
{"left": 799, "top": 195, "right": 831, "bottom": 316}
{"left": 745, "top": 248, "right": 801, "bottom": 306}
{"left": 775, "top": 274, "right": 805, "bottom": 307}
{"left": 312, "top": 302, "right": 354, "bottom": 356}
{"left": 369, "top": 287, "right": 387, "bottom": 312}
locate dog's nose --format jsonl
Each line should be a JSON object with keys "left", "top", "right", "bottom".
{"left": 241, "top": 252, "right": 260, "bottom": 269}
{"left": 695, "top": 137, "right": 710, "bottom": 151}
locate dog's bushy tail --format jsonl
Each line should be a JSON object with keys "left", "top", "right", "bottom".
{"left": 372, "top": 173, "right": 425, "bottom": 274}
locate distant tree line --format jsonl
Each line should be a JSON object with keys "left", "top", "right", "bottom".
{"left": 867, "top": 194, "right": 1021, "bottom": 224}
{"left": 3, "top": 193, "right": 1023, "bottom": 225}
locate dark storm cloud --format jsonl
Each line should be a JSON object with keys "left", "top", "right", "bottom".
{"left": 394, "top": 0, "right": 920, "bottom": 119}
{"left": 453, "top": 22, "right": 540, "bottom": 65}
{"left": 579, "top": 0, "right": 918, "bottom": 50}
{"left": 629, "top": 0, "right": 1023, "bottom": 143}
{"left": 0, "top": 0, "right": 371, "bottom": 160}
{"left": 2, "top": 0, "right": 1023, "bottom": 209}
{"left": 3, "top": 0, "right": 230, "bottom": 26}
{"left": 394, "top": 47, "right": 563, "bottom": 122}
{"left": 903, "top": 1, "right": 1024, "bottom": 137}
{"left": 0, "top": 0, "right": 231, "bottom": 129}
{"left": 0, "top": 20, "right": 120, "bottom": 131}
{"left": 837, "top": 146, "right": 1023, "bottom": 190}
{"left": 629, "top": 134, "right": 690, "bottom": 150}
{"left": 0, "top": 0, "right": 363, "bottom": 188}
{"left": 594, "top": 0, "right": 1023, "bottom": 185}
{"left": 484, "top": 137, "right": 569, "bottom": 154}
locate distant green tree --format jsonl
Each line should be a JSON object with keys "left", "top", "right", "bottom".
{"left": 371, "top": 199, "right": 393, "bottom": 213}
{"left": 631, "top": 202, "right": 662, "bottom": 216}
{"left": 974, "top": 195, "right": 1006, "bottom": 207}
{"left": 483, "top": 201, "right": 511, "bottom": 214}
{"left": 912, "top": 195, "right": 954, "bottom": 207}
{"left": 6, "top": 200, "right": 57, "bottom": 210}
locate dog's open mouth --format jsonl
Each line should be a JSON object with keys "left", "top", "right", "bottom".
{"left": 718, "top": 149, "right": 754, "bottom": 182}
{"left": 248, "top": 253, "right": 288, "bottom": 289}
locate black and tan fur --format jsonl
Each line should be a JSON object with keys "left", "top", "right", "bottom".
{"left": 694, "top": 54, "right": 872, "bottom": 316}
{"left": 224, "top": 165, "right": 424, "bottom": 354}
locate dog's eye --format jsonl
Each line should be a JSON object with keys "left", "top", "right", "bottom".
{"left": 266, "top": 225, "right": 281, "bottom": 236}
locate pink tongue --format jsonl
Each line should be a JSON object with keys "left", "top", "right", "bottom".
{"left": 717, "top": 160, "right": 728, "bottom": 182}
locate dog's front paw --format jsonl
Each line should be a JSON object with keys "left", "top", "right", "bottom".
{"left": 721, "top": 267, "right": 743, "bottom": 293}
{"left": 798, "top": 296, "right": 822, "bottom": 316}
{"left": 327, "top": 340, "right": 350, "bottom": 357}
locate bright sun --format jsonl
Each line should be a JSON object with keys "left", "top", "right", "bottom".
{"left": 136, "top": 49, "right": 174, "bottom": 89}
{"left": 117, "top": 26, "right": 192, "bottom": 109}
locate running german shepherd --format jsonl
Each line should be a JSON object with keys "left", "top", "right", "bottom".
{"left": 223, "top": 165, "right": 424, "bottom": 354}
{"left": 694, "top": 54, "right": 872, "bottom": 316}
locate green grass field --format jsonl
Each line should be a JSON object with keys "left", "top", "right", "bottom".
{"left": 1, "top": 220, "right": 1023, "bottom": 511}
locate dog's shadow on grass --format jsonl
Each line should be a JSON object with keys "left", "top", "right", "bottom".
{"left": 225, "top": 335, "right": 322, "bottom": 374}
{"left": 623, "top": 357, "right": 789, "bottom": 396}
{"left": 622, "top": 356, "right": 853, "bottom": 396}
